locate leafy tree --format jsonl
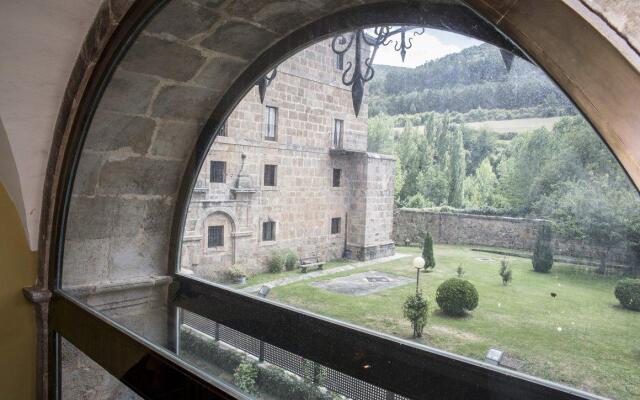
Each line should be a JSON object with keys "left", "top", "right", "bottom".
{"left": 532, "top": 223, "right": 554, "bottom": 273}
{"left": 422, "top": 232, "right": 436, "bottom": 271}
{"left": 464, "top": 158, "right": 499, "bottom": 208}
{"left": 403, "top": 290, "right": 430, "bottom": 338}
{"left": 447, "top": 129, "right": 465, "bottom": 207}
{"left": 367, "top": 113, "right": 395, "bottom": 154}
{"left": 405, "top": 193, "right": 430, "bottom": 208}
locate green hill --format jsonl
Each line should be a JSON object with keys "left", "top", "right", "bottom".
{"left": 369, "top": 44, "right": 575, "bottom": 117}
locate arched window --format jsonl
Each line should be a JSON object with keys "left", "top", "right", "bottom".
{"left": 45, "top": 1, "right": 640, "bottom": 400}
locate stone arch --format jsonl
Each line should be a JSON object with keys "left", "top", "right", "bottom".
{"left": 183, "top": 209, "right": 238, "bottom": 272}
{"left": 33, "top": 1, "right": 640, "bottom": 395}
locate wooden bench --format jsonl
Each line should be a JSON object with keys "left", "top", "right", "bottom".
{"left": 299, "top": 254, "right": 324, "bottom": 273}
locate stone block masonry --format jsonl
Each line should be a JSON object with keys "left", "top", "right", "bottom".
{"left": 393, "top": 209, "right": 637, "bottom": 270}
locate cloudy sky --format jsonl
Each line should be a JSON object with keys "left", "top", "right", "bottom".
{"left": 373, "top": 28, "right": 482, "bottom": 68}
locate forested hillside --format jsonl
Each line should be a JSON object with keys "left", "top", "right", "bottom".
{"left": 366, "top": 42, "right": 640, "bottom": 269}
{"left": 369, "top": 43, "right": 574, "bottom": 118}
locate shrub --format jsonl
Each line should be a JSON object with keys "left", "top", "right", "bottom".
{"left": 225, "top": 265, "right": 247, "bottom": 281}
{"left": 533, "top": 223, "right": 554, "bottom": 273}
{"left": 436, "top": 278, "right": 479, "bottom": 316}
{"left": 303, "top": 359, "right": 326, "bottom": 385}
{"left": 456, "top": 265, "right": 465, "bottom": 278}
{"left": 284, "top": 250, "right": 298, "bottom": 271}
{"left": 402, "top": 290, "right": 430, "bottom": 338}
{"left": 256, "top": 365, "right": 335, "bottom": 400}
{"left": 499, "top": 259, "right": 513, "bottom": 286}
{"left": 614, "top": 279, "right": 640, "bottom": 311}
{"left": 422, "top": 232, "right": 436, "bottom": 271}
{"left": 234, "top": 361, "right": 258, "bottom": 394}
{"left": 267, "top": 252, "right": 285, "bottom": 273}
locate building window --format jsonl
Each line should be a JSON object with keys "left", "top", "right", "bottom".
{"left": 333, "top": 168, "right": 341, "bottom": 187}
{"left": 264, "top": 164, "right": 277, "bottom": 186}
{"left": 208, "top": 225, "right": 224, "bottom": 247}
{"left": 262, "top": 221, "right": 276, "bottom": 241}
{"left": 210, "top": 161, "right": 226, "bottom": 183}
{"left": 265, "top": 106, "right": 278, "bottom": 141}
{"left": 331, "top": 217, "right": 341, "bottom": 234}
{"left": 333, "top": 119, "right": 343, "bottom": 148}
{"left": 336, "top": 53, "right": 344, "bottom": 70}
{"left": 218, "top": 120, "right": 227, "bottom": 137}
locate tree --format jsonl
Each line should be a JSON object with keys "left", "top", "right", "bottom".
{"left": 422, "top": 232, "right": 436, "bottom": 271}
{"left": 367, "top": 113, "right": 394, "bottom": 154}
{"left": 402, "top": 290, "right": 429, "bottom": 338}
{"left": 464, "top": 158, "right": 498, "bottom": 208}
{"left": 447, "top": 129, "right": 465, "bottom": 207}
{"left": 532, "top": 223, "right": 554, "bottom": 272}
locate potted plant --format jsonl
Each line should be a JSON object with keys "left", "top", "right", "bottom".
{"left": 227, "top": 265, "right": 248, "bottom": 284}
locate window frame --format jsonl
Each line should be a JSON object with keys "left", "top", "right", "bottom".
{"left": 332, "top": 168, "right": 341, "bottom": 187}
{"left": 262, "top": 220, "right": 276, "bottom": 241}
{"left": 330, "top": 217, "right": 341, "bottom": 234}
{"left": 210, "top": 160, "right": 226, "bottom": 183}
{"left": 333, "top": 118, "right": 343, "bottom": 148}
{"left": 263, "top": 164, "right": 277, "bottom": 187}
{"left": 265, "top": 106, "right": 278, "bottom": 141}
{"left": 44, "top": 1, "right": 632, "bottom": 399}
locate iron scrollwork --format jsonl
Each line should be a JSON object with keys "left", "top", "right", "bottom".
{"left": 257, "top": 26, "right": 517, "bottom": 116}
{"left": 256, "top": 68, "right": 278, "bottom": 104}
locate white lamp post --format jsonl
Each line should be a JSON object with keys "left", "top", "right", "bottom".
{"left": 412, "top": 256, "right": 425, "bottom": 292}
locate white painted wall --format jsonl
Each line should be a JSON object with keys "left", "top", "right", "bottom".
{"left": 0, "top": 0, "right": 101, "bottom": 250}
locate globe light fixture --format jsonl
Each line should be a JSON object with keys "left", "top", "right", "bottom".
{"left": 412, "top": 256, "right": 425, "bottom": 292}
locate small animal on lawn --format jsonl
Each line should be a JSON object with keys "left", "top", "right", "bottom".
{"left": 550, "top": 292, "right": 557, "bottom": 298}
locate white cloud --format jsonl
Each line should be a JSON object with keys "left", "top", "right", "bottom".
{"left": 373, "top": 31, "right": 465, "bottom": 68}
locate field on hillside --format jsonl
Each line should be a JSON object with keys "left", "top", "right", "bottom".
{"left": 259, "top": 245, "right": 640, "bottom": 399}
{"left": 466, "top": 116, "right": 564, "bottom": 133}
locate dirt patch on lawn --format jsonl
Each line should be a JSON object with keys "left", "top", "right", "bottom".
{"left": 428, "top": 325, "right": 483, "bottom": 342}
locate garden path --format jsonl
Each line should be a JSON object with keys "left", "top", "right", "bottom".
{"left": 242, "top": 253, "right": 410, "bottom": 294}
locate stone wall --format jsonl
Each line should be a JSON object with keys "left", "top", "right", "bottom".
{"left": 393, "top": 208, "right": 637, "bottom": 267}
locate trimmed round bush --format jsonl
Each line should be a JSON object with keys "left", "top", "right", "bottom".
{"left": 614, "top": 279, "right": 640, "bottom": 311}
{"left": 267, "top": 253, "right": 285, "bottom": 273}
{"left": 436, "top": 278, "right": 479, "bottom": 316}
{"left": 284, "top": 250, "right": 298, "bottom": 271}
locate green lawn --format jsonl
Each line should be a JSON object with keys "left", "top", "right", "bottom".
{"left": 263, "top": 245, "right": 639, "bottom": 399}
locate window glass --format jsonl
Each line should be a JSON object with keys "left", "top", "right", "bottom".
{"left": 264, "top": 165, "right": 277, "bottom": 186}
{"left": 218, "top": 120, "right": 227, "bottom": 137}
{"left": 331, "top": 217, "right": 341, "bottom": 234}
{"left": 333, "top": 119, "right": 343, "bottom": 148}
{"left": 210, "top": 161, "right": 226, "bottom": 183}
{"left": 263, "top": 221, "right": 276, "bottom": 241}
{"left": 333, "top": 168, "right": 341, "bottom": 187}
{"left": 208, "top": 225, "right": 224, "bottom": 247}
{"left": 266, "top": 106, "right": 278, "bottom": 140}
{"left": 178, "top": 32, "right": 640, "bottom": 400}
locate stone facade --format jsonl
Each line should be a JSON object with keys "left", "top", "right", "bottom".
{"left": 181, "top": 40, "right": 396, "bottom": 277}
{"left": 394, "top": 208, "right": 638, "bottom": 270}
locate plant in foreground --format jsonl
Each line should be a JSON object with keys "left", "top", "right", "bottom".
{"left": 436, "top": 278, "right": 479, "bottom": 316}
{"left": 403, "top": 290, "right": 430, "bottom": 338}
{"left": 234, "top": 361, "right": 258, "bottom": 394}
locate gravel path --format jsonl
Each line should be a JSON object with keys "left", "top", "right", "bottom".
{"left": 243, "top": 252, "right": 410, "bottom": 294}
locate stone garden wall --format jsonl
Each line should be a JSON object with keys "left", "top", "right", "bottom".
{"left": 393, "top": 208, "right": 637, "bottom": 270}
